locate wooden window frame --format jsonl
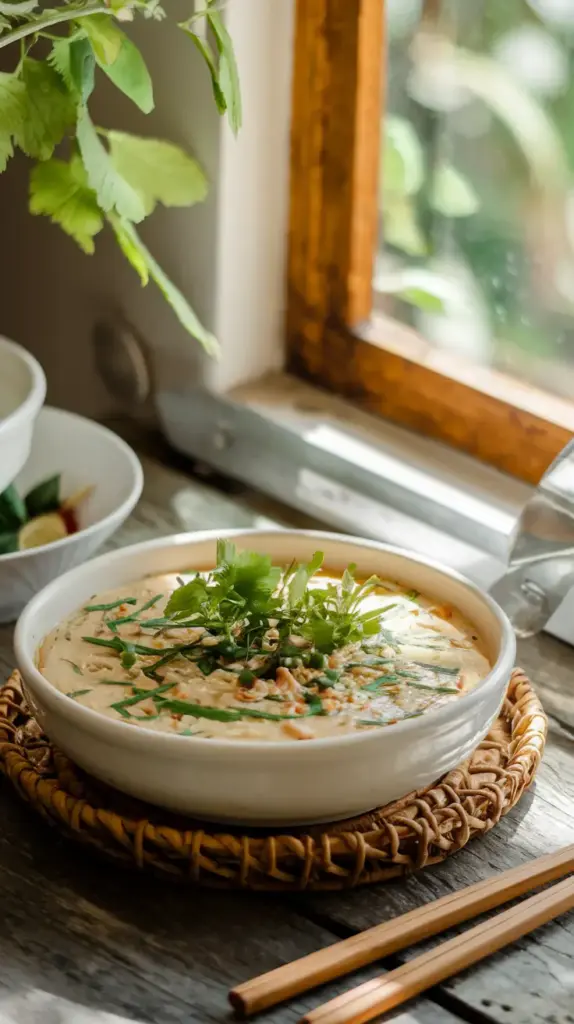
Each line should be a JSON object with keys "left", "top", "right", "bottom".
{"left": 286, "top": 0, "right": 574, "bottom": 485}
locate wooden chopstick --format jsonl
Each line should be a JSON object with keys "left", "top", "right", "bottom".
{"left": 302, "top": 873, "right": 574, "bottom": 1024}
{"left": 229, "top": 844, "right": 574, "bottom": 1017}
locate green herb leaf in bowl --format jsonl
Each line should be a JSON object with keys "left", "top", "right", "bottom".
{"left": 0, "top": 530, "right": 19, "bottom": 554}
{"left": 0, "top": 484, "right": 27, "bottom": 530}
{"left": 25, "top": 473, "right": 61, "bottom": 518}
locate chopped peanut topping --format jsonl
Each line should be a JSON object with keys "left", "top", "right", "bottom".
{"left": 281, "top": 721, "right": 314, "bottom": 740}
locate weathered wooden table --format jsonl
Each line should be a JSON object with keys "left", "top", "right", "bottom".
{"left": 1, "top": 440, "right": 573, "bottom": 1024}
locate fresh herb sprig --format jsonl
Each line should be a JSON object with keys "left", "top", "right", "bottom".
{"left": 0, "top": 0, "right": 240, "bottom": 352}
{"left": 84, "top": 542, "right": 399, "bottom": 717}
{"left": 161, "top": 541, "right": 395, "bottom": 672}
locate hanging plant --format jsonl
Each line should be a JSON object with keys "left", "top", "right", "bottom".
{"left": 0, "top": 0, "right": 241, "bottom": 355}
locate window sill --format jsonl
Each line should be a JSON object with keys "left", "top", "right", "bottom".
{"left": 157, "top": 371, "right": 529, "bottom": 567}
{"left": 156, "top": 372, "right": 574, "bottom": 647}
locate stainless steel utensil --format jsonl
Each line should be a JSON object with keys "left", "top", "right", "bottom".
{"left": 490, "top": 439, "right": 574, "bottom": 639}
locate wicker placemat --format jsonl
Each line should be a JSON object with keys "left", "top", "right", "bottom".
{"left": 0, "top": 668, "right": 546, "bottom": 890}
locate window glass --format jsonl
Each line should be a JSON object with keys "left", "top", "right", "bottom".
{"left": 378, "top": 0, "right": 574, "bottom": 399}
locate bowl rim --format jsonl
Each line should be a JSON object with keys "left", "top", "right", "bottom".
{"left": 0, "top": 406, "right": 144, "bottom": 564}
{"left": 0, "top": 337, "right": 46, "bottom": 440}
{"left": 14, "top": 528, "right": 516, "bottom": 756}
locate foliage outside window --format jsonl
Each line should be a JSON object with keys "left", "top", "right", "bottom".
{"left": 0, "top": 0, "right": 240, "bottom": 354}
{"left": 379, "top": 0, "right": 574, "bottom": 401}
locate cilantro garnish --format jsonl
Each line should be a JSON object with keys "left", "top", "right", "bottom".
{"left": 161, "top": 542, "right": 392, "bottom": 663}
{"left": 78, "top": 539, "right": 467, "bottom": 731}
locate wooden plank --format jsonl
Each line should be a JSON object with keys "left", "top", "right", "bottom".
{"left": 297, "top": 636, "right": 574, "bottom": 1023}
{"left": 0, "top": 775, "right": 462, "bottom": 1024}
{"left": 4, "top": 450, "right": 574, "bottom": 1022}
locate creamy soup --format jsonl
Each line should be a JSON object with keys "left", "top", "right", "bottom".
{"left": 39, "top": 554, "right": 491, "bottom": 742}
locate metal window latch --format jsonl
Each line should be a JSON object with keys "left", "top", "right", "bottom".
{"left": 490, "top": 439, "right": 574, "bottom": 638}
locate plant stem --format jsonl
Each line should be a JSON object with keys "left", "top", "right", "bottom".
{"left": 0, "top": 3, "right": 110, "bottom": 50}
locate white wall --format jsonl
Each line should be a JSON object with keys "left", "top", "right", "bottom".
{"left": 0, "top": 0, "right": 293, "bottom": 418}
{"left": 206, "top": 0, "right": 294, "bottom": 394}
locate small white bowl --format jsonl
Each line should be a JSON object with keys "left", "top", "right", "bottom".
{"left": 0, "top": 406, "right": 143, "bottom": 622}
{"left": 15, "top": 529, "right": 516, "bottom": 826}
{"left": 0, "top": 337, "right": 46, "bottom": 493}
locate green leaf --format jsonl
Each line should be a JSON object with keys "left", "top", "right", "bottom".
{"left": 303, "top": 618, "right": 337, "bottom": 653}
{"left": 165, "top": 576, "right": 208, "bottom": 619}
{"left": 76, "top": 107, "right": 146, "bottom": 222}
{"left": 81, "top": 13, "right": 123, "bottom": 65}
{"left": 431, "top": 163, "right": 480, "bottom": 218}
{"left": 96, "top": 36, "right": 154, "bottom": 114}
{"left": 0, "top": 133, "right": 12, "bottom": 171}
{"left": 50, "top": 37, "right": 95, "bottom": 103}
{"left": 0, "top": 72, "right": 25, "bottom": 165}
{"left": 377, "top": 268, "right": 458, "bottom": 314}
{"left": 106, "top": 209, "right": 148, "bottom": 284}
{"left": 382, "top": 116, "right": 425, "bottom": 197}
{"left": 0, "top": 531, "right": 19, "bottom": 554}
{"left": 29, "top": 155, "right": 104, "bottom": 254}
{"left": 0, "top": 71, "right": 25, "bottom": 131}
{"left": 289, "top": 551, "right": 324, "bottom": 606}
{"left": 217, "top": 538, "right": 236, "bottom": 566}
{"left": 0, "top": 484, "right": 27, "bottom": 529}
{"left": 108, "top": 131, "right": 207, "bottom": 216}
{"left": 70, "top": 37, "right": 96, "bottom": 104}
{"left": 107, "top": 215, "right": 219, "bottom": 354}
{"left": 180, "top": 29, "right": 227, "bottom": 114}
{"left": 304, "top": 691, "right": 324, "bottom": 715}
{"left": 48, "top": 38, "right": 75, "bottom": 90}
{"left": 384, "top": 198, "right": 428, "bottom": 256}
{"left": 14, "top": 60, "right": 76, "bottom": 161}
{"left": 25, "top": 474, "right": 61, "bottom": 517}
{"left": 207, "top": 9, "right": 241, "bottom": 133}
{"left": 225, "top": 549, "right": 281, "bottom": 606}
{"left": 397, "top": 287, "right": 445, "bottom": 313}
{"left": 0, "top": 0, "right": 37, "bottom": 13}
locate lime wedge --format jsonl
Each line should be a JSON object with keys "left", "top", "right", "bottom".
{"left": 19, "top": 513, "right": 68, "bottom": 551}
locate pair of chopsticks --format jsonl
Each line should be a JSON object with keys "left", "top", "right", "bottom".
{"left": 229, "top": 844, "right": 574, "bottom": 1024}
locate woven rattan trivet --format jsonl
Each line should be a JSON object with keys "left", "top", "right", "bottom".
{"left": 0, "top": 668, "right": 546, "bottom": 891}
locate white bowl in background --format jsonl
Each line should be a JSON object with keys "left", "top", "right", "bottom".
{"left": 0, "top": 337, "right": 46, "bottom": 493}
{"left": 15, "top": 529, "right": 516, "bottom": 826}
{"left": 0, "top": 406, "right": 143, "bottom": 622}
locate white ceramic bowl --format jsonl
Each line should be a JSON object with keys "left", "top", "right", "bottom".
{"left": 0, "top": 337, "right": 46, "bottom": 493}
{"left": 15, "top": 529, "right": 516, "bottom": 826}
{"left": 0, "top": 406, "right": 143, "bottom": 622}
